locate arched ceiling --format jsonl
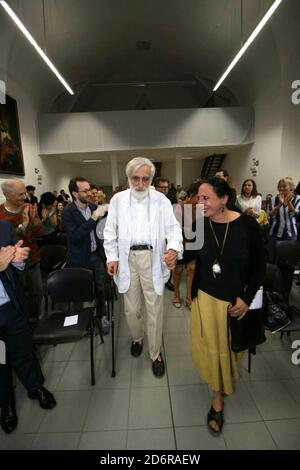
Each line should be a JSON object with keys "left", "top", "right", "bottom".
{"left": 0, "top": 0, "right": 291, "bottom": 112}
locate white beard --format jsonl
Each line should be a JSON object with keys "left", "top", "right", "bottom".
{"left": 130, "top": 187, "right": 150, "bottom": 201}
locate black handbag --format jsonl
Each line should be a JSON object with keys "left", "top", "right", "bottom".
{"left": 230, "top": 308, "right": 266, "bottom": 353}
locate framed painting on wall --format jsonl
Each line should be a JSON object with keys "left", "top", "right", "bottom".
{"left": 0, "top": 94, "right": 25, "bottom": 176}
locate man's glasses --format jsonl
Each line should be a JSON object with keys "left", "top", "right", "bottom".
{"left": 77, "top": 189, "right": 92, "bottom": 194}
{"left": 157, "top": 186, "right": 169, "bottom": 190}
{"left": 131, "top": 176, "right": 150, "bottom": 183}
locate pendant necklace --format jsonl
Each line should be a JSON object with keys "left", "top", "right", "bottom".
{"left": 209, "top": 219, "right": 229, "bottom": 278}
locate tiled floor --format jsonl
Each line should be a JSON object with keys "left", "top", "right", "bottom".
{"left": 1, "top": 283, "right": 300, "bottom": 450}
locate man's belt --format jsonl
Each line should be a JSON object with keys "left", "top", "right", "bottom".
{"left": 130, "top": 245, "right": 153, "bottom": 251}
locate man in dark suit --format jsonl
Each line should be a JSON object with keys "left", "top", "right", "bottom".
{"left": 0, "top": 220, "right": 56, "bottom": 434}
{"left": 62, "top": 177, "right": 109, "bottom": 333}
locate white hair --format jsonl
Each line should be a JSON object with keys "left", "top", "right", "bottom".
{"left": 125, "top": 157, "right": 155, "bottom": 181}
{"left": 1, "top": 179, "right": 20, "bottom": 194}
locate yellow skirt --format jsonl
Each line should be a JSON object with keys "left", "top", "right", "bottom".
{"left": 191, "top": 289, "right": 244, "bottom": 395}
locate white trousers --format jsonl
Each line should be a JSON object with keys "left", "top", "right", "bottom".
{"left": 123, "top": 250, "right": 164, "bottom": 361}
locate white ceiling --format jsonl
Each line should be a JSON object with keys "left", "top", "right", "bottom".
{"left": 0, "top": 0, "right": 275, "bottom": 110}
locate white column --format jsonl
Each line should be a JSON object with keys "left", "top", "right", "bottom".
{"left": 111, "top": 155, "right": 119, "bottom": 188}
{"left": 175, "top": 155, "right": 182, "bottom": 187}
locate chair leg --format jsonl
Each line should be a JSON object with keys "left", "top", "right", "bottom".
{"left": 248, "top": 348, "right": 252, "bottom": 374}
{"left": 90, "top": 321, "right": 95, "bottom": 386}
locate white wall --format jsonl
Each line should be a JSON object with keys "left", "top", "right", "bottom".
{"left": 225, "top": 0, "right": 300, "bottom": 197}
{"left": 38, "top": 107, "right": 254, "bottom": 155}
{"left": 0, "top": 75, "right": 78, "bottom": 200}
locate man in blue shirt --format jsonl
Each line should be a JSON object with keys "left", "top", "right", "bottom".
{"left": 0, "top": 220, "right": 56, "bottom": 433}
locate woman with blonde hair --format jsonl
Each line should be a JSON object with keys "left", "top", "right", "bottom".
{"left": 268, "top": 177, "right": 300, "bottom": 241}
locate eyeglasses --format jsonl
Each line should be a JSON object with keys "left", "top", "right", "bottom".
{"left": 131, "top": 176, "right": 150, "bottom": 183}
{"left": 157, "top": 186, "right": 169, "bottom": 189}
{"left": 77, "top": 189, "right": 91, "bottom": 194}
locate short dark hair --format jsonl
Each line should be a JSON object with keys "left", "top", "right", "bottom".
{"left": 68, "top": 177, "right": 88, "bottom": 199}
{"left": 205, "top": 177, "right": 232, "bottom": 207}
{"left": 26, "top": 185, "right": 35, "bottom": 191}
{"left": 40, "top": 192, "right": 56, "bottom": 206}
{"left": 215, "top": 169, "right": 229, "bottom": 178}
{"left": 153, "top": 177, "right": 170, "bottom": 188}
{"left": 241, "top": 179, "right": 258, "bottom": 197}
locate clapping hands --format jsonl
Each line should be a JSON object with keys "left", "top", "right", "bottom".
{"left": 12, "top": 240, "right": 30, "bottom": 263}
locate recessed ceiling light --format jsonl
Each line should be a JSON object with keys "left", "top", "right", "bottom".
{"left": 182, "top": 157, "right": 193, "bottom": 160}
{"left": 82, "top": 159, "right": 102, "bottom": 163}
{"left": 0, "top": 1, "right": 74, "bottom": 95}
{"left": 213, "top": 0, "right": 283, "bottom": 91}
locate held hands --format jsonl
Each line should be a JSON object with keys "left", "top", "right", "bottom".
{"left": 107, "top": 261, "right": 118, "bottom": 276}
{"left": 244, "top": 207, "right": 254, "bottom": 216}
{"left": 227, "top": 297, "right": 249, "bottom": 320}
{"left": 12, "top": 240, "right": 30, "bottom": 263}
{"left": 162, "top": 249, "right": 177, "bottom": 270}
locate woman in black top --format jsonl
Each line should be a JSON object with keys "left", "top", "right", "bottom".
{"left": 190, "top": 178, "right": 266, "bottom": 433}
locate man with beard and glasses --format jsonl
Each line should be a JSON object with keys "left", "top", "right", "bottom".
{"left": 104, "top": 158, "right": 183, "bottom": 377}
{"left": 62, "top": 177, "right": 109, "bottom": 334}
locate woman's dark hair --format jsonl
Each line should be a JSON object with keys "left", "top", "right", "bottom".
{"left": 241, "top": 179, "right": 258, "bottom": 197}
{"left": 186, "top": 180, "right": 203, "bottom": 198}
{"left": 205, "top": 177, "right": 233, "bottom": 207}
{"left": 40, "top": 192, "right": 56, "bottom": 206}
{"left": 38, "top": 192, "right": 56, "bottom": 219}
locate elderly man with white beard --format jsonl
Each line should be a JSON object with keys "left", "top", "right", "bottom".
{"left": 104, "top": 157, "right": 183, "bottom": 377}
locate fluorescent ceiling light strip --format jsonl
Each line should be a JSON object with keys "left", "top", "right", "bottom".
{"left": 83, "top": 160, "right": 102, "bottom": 163}
{"left": 213, "top": 0, "right": 282, "bottom": 92}
{"left": 0, "top": 1, "right": 74, "bottom": 95}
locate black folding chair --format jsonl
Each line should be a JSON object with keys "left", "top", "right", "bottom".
{"left": 263, "top": 262, "right": 300, "bottom": 340}
{"left": 248, "top": 263, "right": 286, "bottom": 373}
{"left": 32, "top": 268, "right": 103, "bottom": 386}
{"left": 275, "top": 240, "right": 300, "bottom": 301}
{"left": 38, "top": 245, "right": 67, "bottom": 296}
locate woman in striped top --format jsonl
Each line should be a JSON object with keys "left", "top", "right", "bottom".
{"left": 268, "top": 178, "right": 300, "bottom": 241}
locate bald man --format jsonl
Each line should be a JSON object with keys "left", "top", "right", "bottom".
{"left": 0, "top": 180, "right": 43, "bottom": 323}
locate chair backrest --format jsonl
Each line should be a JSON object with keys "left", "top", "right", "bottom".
{"left": 275, "top": 240, "right": 300, "bottom": 266}
{"left": 39, "top": 244, "right": 67, "bottom": 271}
{"left": 263, "top": 263, "right": 285, "bottom": 294}
{"left": 47, "top": 268, "right": 94, "bottom": 304}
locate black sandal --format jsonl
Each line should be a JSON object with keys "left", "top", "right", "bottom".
{"left": 207, "top": 406, "right": 224, "bottom": 434}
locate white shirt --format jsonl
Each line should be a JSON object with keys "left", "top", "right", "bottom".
{"left": 236, "top": 195, "right": 262, "bottom": 218}
{"left": 130, "top": 195, "right": 151, "bottom": 246}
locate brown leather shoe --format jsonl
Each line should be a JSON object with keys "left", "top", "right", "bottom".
{"left": 152, "top": 354, "right": 165, "bottom": 377}
{"left": 1, "top": 404, "right": 18, "bottom": 434}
